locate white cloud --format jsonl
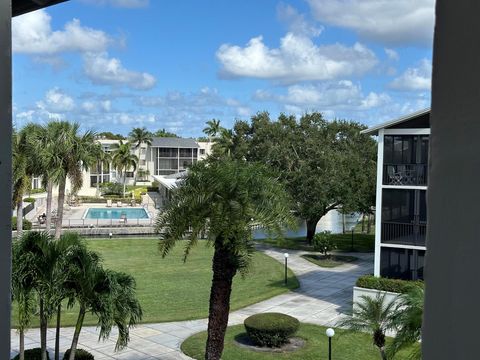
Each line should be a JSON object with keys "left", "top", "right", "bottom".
{"left": 385, "top": 48, "right": 399, "bottom": 61}
{"left": 37, "top": 87, "right": 75, "bottom": 113}
{"left": 277, "top": 3, "right": 323, "bottom": 37}
{"left": 307, "top": 0, "right": 435, "bottom": 46}
{"left": 12, "top": 10, "right": 111, "bottom": 55}
{"left": 254, "top": 81, "right": 390, "bottom": 111}
{"left": 389, "top": 59, "right": 432, "bottom": 91}
{"left": 81, "top": 0, "right": 149, "bottom": 8}
{"left": 83, "top": 52, "right": 156, "bottom": 90}
{"left": 217, "top": 33, "right": 377, "bottom": 82}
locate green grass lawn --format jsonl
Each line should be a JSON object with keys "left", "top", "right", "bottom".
{"left": 181, "top": 324, "right": 419, "bottom": 360}
{"left": 12, "top": 238, "right": 298, "bottom": 328}
{"left": 259, "top": 233, "right": 375, "bottom": 253}
{"left": 301, "top": 254, "right": 358, "bottom": 268}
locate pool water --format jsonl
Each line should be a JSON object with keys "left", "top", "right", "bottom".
{"left": 84, "top": 208, "right": 149, "bottom": 219}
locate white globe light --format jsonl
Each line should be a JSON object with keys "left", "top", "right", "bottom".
{"left": 326, "top": 328, "right": 335, "bottom": 338}
{"left": 284, "top": 253, "right": 289, "bottom": 258}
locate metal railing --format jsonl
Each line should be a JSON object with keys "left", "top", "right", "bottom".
{"left": 33, "top": 217, "right": 156, "bottom": 229}
{"left": 383, "top": 164, "right": 428, "bottom": 186}
{"left": 381, "top": 221, "right": 426, "bottom": 246}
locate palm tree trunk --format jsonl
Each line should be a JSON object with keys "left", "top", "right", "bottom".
{"left": 205, "top": 245, "right": 237, "bottom": 360}
{"left": 123, "top": 174, "right": 127, "bottom": 198}
{"left": 55, "top": 304, "right": 61, "bottom": 360}
{"left": 96, "top": 173, "right": 100, "bottom": 197}
{"left": 54, "top": 178, "right": 66, "bottom": 239}
{"left": 16, "top": 199, "right": 23, "bottom": 234}
{"left": 39, "top": 298, "right": 48, "bottom": 360}
{"left": 379, "top": 347, "right": 388, "bottom": 360}
{"left": 342, "top": 212, "right": 346, "bottom": 234}
{"left": 69, "top": 305, "right": 86, "bottom": 360}
{"left": 306, "top": 218, "right": 319, "bottom": 244}
{"left": 46, "top": 180, "right": 53, "bottom": 231}
{"left": 367, "top": 213, "right": 372, "bottom": 234}
{"left": 361, "top": 213, "right": 365, "bottom": 233}
{"left": 19, "top": 328, "right": 24, "bottom": 360}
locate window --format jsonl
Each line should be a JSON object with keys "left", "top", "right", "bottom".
{"left": 380, "top": 248, "right": 425, "bottom": 280}
{"left": 200, "top": 149, "right": 205, "bottom": 155}
{"left": 179, "top": 148, "right": 192, "bottom": 157}
{"left": 140, "top": 148, "right": 146, "bottom": 155}
{"left": 126, "top": 171, "right": 134, "bottom": 178}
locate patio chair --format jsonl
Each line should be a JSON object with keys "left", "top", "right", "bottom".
{"left": 117, "top": 201, "right": 122, "bottom": 207}
{"left": 106, "top": 199, "right": 112, "bottom": 207}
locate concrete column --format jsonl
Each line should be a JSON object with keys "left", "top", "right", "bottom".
{"left": 0, "top": 1, "right": 12, "bottom": 358}
{"left": 423, "top": 1, "right": 480, "bottom": 359}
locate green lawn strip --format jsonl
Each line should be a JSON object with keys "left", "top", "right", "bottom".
{"left": 181, "top": 324, "right": 419, "bottom": 360}
{"left": 12, "top": 238, "right": 299, "bottom": 328}
{"left": 301, "top": 254, "right": 358, "bottom": 268}
{"left": 259, "top": 233, "right": 375, "bottom": 253}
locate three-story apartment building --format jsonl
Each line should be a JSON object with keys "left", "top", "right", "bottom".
{"left": 363, "top": 109, "right": 430, "bottom": 280}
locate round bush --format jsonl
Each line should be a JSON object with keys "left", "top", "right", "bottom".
{"left": 62, "top": 349, "right": 94, "bottom": 360}
{"left": 12, "top": 348, "right": 50, "bottom": 360}
{"left": 12, "top": 217, "right": 33, "bottom": 231}
{"left": 244, "top": 313, "right": 300, "bottom": 347}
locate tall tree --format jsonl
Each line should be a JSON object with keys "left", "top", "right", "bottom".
{"left": 93, "top": 145, "right": 111, "bottom": 196}
{"left": 39, "top": 122, "right": 97, "bottom": 239}
{"left": 338, "top": 294, "right": 396, "bottom": 360}
{"left": 156, "top": 159, "right": 293, "bottom": 360}
{"left": 244, "top": 112, "right": 377, "bottom": 242}
{"left": 111, "top": 141, "right": 138, "bottom": 197}
{"left": 12, "top": 128, "right": 32, "bottom": 233}
{"left": 129, "top": 127, "right": 152, "bottom": 182}
{"left": 153, "top": 128, "right": 178, "bottom": 138}
{"left": 203, "top": 119, "right": 222, "bottom": 139}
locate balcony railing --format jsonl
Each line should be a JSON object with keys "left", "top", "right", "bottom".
{"left": 383, "top": 164, "right": 428, "bottom": 186}
{"left": 381, "top": 221, "right": 426, "bottom": 246}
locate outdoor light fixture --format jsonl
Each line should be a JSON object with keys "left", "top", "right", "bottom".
{"left": 326, "top": 328, "right": 335, "bottom": 360}
{"left": 109, "top": 232, "right": 113, "bottom": 239}
{"left": 284, "top": 253, "right": 289, "bottom": 285}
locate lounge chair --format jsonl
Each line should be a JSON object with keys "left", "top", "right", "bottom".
{"left": 117, "top": 201, "right": 122, "bottom": 207}
{"left": 106, "top": 199, "right": 112, "bottom": 207}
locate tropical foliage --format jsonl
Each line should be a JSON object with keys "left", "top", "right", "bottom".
{"left": 156, "top": 158, "right": 294, "bottom": 360}
{"left": 111, "top": 140, "right": 138, "bottom": 197}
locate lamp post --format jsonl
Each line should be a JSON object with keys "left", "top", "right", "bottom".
{"left": 326, "top": 328, "right": 335, "bottom": 360}
{"left": 284, "top": 253, "right": 289, "bottom": 285}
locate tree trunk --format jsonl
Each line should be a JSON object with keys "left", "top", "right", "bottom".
{"left": 16, "top": 199, "right": 23, "bottom": 234}
{"left": 69, "top": 305, "right": 86, "bottom": 360}
{"left": 39, "top": 298, "right": 48, "bottom": 360}
{"left": 19, "top": 328, "right": 24, "bottom": 360}
{"left": 96, "top": 173, "right": 100, "bottom": 197}
{"left": 342, "top": 212, "right": 346, "bottom": 234}
{"left": 205, "top": 246, "right": 237, "bottom": 360}
{"left": 361, "top": 214, "right": 365, "bottom": 233}
{"left": 55, "top": 304, "right": 61, "bottom": 360}
{"left": 306, "top": 218, "right": 319, "bottom": 244}
{"left": 367, "top": 213, "right": 372, "bottom": 234}
{"left": 45, "top": 180, "right": 53, "bottom": 231}
{"left": 123, "top": 173, "right": 126, "bottom": 198}
{"left": 54, "top": 178, "right": 66, "bottom": 239}
{"left": 379, "top": 347, "right": 388, "bottom": 360}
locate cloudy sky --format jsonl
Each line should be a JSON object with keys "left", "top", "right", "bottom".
{"left": 12, "top": 0, "right": 434, "bottom": 137}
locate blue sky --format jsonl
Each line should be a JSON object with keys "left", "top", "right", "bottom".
{"left": 12, "top": 0, "right": 434, "bottom": 137}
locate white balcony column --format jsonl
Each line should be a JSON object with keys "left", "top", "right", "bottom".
{"left": 373, "top": 129, "right": 384, "bottom": 277}
{"left": 0, "top": 1, "right": 12, "bottom": 357}
{"left": 423, "top": 1, "right": 480, "bottom": 359}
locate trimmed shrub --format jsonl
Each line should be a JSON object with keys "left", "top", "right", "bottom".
{"left": 62, "top": 349, "right": 94, "bottom": 360}
{"left": 23, "top": 197, "right": 36, "bottom": 203}
{"left": 356, "top": 275, "right": 424, "bottom": 294}
{"left": 313, "top": 231, "right": 336, "bottom": 256}
{"left": 29, "top": 188, "right": 46, "bottom": 194}
{"left": 244, "top": 313, "right": 299, "bottom": 347}
{"left": 12, "top": 217, "right": 32, "bottom": 231}
{"left": 12, "top": 348, "right": 50, "bottom": 360}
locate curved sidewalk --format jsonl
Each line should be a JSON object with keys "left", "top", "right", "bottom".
{"left": 11, "top": 247, "right": 373, "bottom": 360}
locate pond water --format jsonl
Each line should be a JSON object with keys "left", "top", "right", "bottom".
{"left": 253, "top": 209, "right": 361, "bottom": 239}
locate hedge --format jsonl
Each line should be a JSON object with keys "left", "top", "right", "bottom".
{"left": 12, "top": 348, "right": 50, "bottom": 360}
{"left": 63, "top": 349, "right": 94, "bottom": 360}
{"left": 244, "top": 313, "right": 299, "bottom": 347}
{"left": 23, "top": 197, "right": 36, "bottom": 203}
{"left": 356, "top": 275, "right": 424, "bottom": 294}
{"left": 12, "top": 217, "right": 32, "bottom": 231}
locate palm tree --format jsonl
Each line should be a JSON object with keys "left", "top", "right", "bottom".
{"left": 94, "top": 145, "right": 111, "bottom": 196}
{"left": 337, "top": 294, "right": 396, "bottom": 360}
{"left": 388, "top": 286, "right": 424, "bottom": 360}
{"left": 129, "top": 127, "right": 152, "bottom": 183}
{"left": 156, "top": 159, "right": 294, "bottom": 360}
{"left": 111, "top": 140, "right": 138, "bottom": 197}
{"left": 64, "top": 245, "right": 142, "bottom": 360}
{"left": 212, "top": 128, "right": 235, "bottom": 157}
{"left": 39, "top": 122, "right": 97, "bottom": 239}
{"left": 12, "top": 240, "right": 36, "bottom": 360}
{"left": 203, "top": 119, "right": 222, "bottom": 139}
{"left": 12, "top": 129, "right": 32, "bottom": 234}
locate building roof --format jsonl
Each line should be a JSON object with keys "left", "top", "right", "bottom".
{"left": 152, "top": 173, "right": 185, "bottom": 189}
{"left": 13, "top": 0, "right": 69, "bottom": 17}
{"left": 361, "top": 108, "right": 431, "bottom": 135}
{"left": 151, "top": 137, "right": 199, "bottom": 148}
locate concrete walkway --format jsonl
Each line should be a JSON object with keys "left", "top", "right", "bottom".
{"left": 10, "top": 247, "right": 373, "bottom": 359}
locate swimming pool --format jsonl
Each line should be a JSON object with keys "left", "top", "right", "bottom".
{"left": 83, "top": 208, "right": 149, "bottom": 219}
